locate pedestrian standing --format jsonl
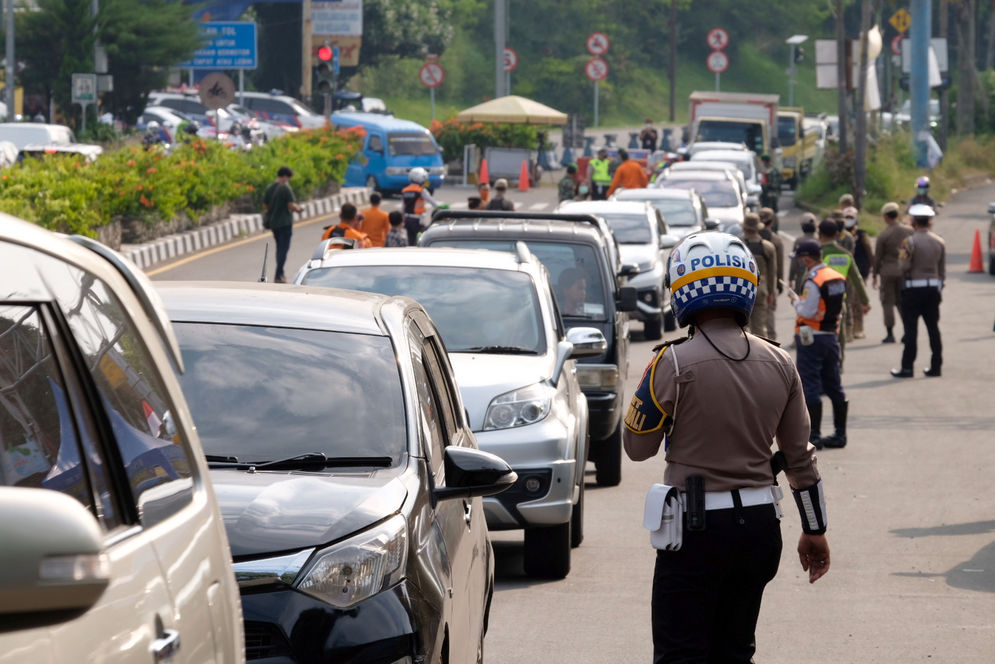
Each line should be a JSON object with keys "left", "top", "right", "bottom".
{"left": 558, "top": 164, "right": 579, "bottom": 202}
{"left": 587, "top": 147, "right": 613, "bottom": 200}
{"left": 819, "top": 218, "right": 871, "bottom": 364}
{"left": 847, "top": 210, "right": 873, "bottom": 339}
{"left": 606, "top": 149, "right": 649, "bottom": 197}
{"left": 758, "top": 207, "right": 784, "bottom": 341}
{"left": 262, "top": 166, "right": 302, "bottom": 283}
{"left": 486, "top": 178, "right": 516, "bottom": 210}
{"left": 624, "top": 231, "right": 830, "bottom": 663}
{"left": 385, "top": 211, "right": 408, "bottom": 247}
{"left": 640, "top": 119, "right": 659, "bottom": 151}
{"left": 401, "top": 167, "right": 438, "bottom": 245}
{"left": 891, "top": 204, "right": 945, "bottom": 378}
{"left": 742, "top": 213, "right": 776, "bottom": 338}
{"left": 759, "top": 154, "right": 781, "bottom": 212}
{"left": 359, "top": 192, "right": 391, "bottom": 247}
{"left": 872, "top": 202, "right": 914, "bottom": 344}
{"left": 789, "top": 239, "right": 849, "bottom": 449}
{"left": 477, "top": 181, "right": 491, "bottom": 206}
{"left": 789, "top": 213, "right": 818, "bottom": 295}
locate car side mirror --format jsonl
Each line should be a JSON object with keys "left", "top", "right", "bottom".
{"left": 659, "top": 233, "right": 679, "bottom": 249}
{"left": 0, "top": 487, "right": 110, "bottom": 623}
{"left": 434, "top": 447, "right": 517, "bottom": 502}
{"left": 616, "top": 286, "right": 639, "bottom": 312}
{"left": 704, "top": 219, "right": 720, "bottom": 230}
{"left": 566, "top": 327, "right": 608, "bottom": 358}
{"left": 619, "top": 263, "right": 641, "bottom": 278}
{"left": 747, "top": 194, "right": 760, "bottom": 208}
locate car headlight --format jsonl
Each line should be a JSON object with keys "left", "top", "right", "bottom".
{"left": 385, "top": 167, "right": 408, "bottom": 175}
{"left": 429, "top": 166, "right": 446, "bottom": 175}
{"left": 483, "top": 382, "right": 553, "bottom": 430}
{"left": 295, "top": 514, "right": 407, "bottom": 608}
{"left": 576, "top": 365, "right": 618, "bottom": 390}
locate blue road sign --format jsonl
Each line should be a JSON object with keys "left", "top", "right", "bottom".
{"left": 333, "top": 46, "right": 340, "bottom": 76}
{"left": 179, "top": 22, "right": 257, "bottom": 70}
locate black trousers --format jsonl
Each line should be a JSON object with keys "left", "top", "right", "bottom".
{"left": 899, "top": 286, "right": 942, "bottom": 371}
{"left": 271, "top": 225, "right": 292, "bottom": 280}
{"left": 404, "top": 214, "right": 422, "bottom": 246}
{"left": 652, "top": 504, "right": 782, "bottom": 664}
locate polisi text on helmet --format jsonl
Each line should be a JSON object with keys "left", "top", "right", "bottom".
{"left": 689, "top": 253, "right": 748, "bottom": 271}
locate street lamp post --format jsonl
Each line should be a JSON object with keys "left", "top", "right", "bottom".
{"left": 786, "top": 34, "right": 808, "bottom": 107}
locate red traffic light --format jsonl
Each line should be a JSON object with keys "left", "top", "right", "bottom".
{"left": 317, "top": 45, "right": 333, "bottom": 62}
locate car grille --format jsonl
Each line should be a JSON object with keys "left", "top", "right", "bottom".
{"left": 244, "top": 621, "right": 293, "bottom": 661}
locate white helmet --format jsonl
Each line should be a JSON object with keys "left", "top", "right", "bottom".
{"left": 409, "top": 167, "right": 428, "bottom": 184}
{"left": 147, "top": 120, "right": 160, "bottom": 131}
{"left": 666, "top": 231, "right": 759, "bottom": 327}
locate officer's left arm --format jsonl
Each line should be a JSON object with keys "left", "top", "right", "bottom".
{"left": 421, "top": 189, "right": 438, "bottom": 208}
{"left": 849, "top": 260, "right": 870, "bottom": 305}
{"left": 622, "top": 348, "right": 676, "bottom": 461}
{"left": 938, "top": 239, "right": 946, "bottom": 285}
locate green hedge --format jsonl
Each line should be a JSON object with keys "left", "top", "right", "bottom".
{"left": 0, "top": 127, "right": 362, "bottom": 237}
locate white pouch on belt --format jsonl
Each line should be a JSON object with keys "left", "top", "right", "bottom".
{"left": 643, "top": 484, "right": 683, "bottom": 550}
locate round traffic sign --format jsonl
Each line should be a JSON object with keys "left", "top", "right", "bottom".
{"left": 503, "top": 47, "right": 518, "bottom": 73}
{"left": 587, "top": 32, "right": 610, "bottom": 56}
{"left": 706, "top": 50, "right": 729, "bottom": 74}
{"left": 890, "top": 34, "right": 904, "bottom": 56}
{"left": 707, "top": 27, "right": 730, "bottom": 51}
{"left": 585, "top": 57, "right": 608, "bottom": 82}
{"left": 419, "top": 61, "right": 445, "bottom": 89}
{"left": 198, "top": 72, "right": 236, "bottom": 110}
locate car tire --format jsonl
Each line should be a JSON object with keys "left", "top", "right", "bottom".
{"left": 595, "top": 422, "right": 623, "bottom": 487}
{"left": 644, "top": 315, "right": 663, "bottom": 341}
{"left": 366, "top": 175, "right": 379, "bottom": 191}
{"left": 663, "top": 309, "right": 677, "bottom": 332}
{"left": 524, "top": 522, "right": 571, "bottom": 579}
{"left": 570, "top": 478, "right": 584, "bottom": 548}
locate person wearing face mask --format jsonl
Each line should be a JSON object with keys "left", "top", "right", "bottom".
{"left": 908, "top": 176, "right": 937, "bottom": 212}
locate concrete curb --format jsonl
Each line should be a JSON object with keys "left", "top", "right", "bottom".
{"left": 122, "top": 187, "right": 371, "bottom": 271}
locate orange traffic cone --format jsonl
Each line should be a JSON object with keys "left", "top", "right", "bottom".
{"left": 478, "top": 158, "right": 489, "bottom": 185}
{"left": 968, "top": 229, "right": 984, "bottom": 273}
{"left": 518, "top": 160, "right": 530, "bottom": 191}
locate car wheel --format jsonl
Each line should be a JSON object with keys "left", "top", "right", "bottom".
{"left": 663, "top": 309, "right": 677, "bottom": 332}
{"left": 595, "top": 422, "right": 623, "bottom": 487}
{"left": 523, "top": 522, "right": 571, "bottom": 579}
{"left": 570, "top": 478, "right": 584, "bottom": 548}
{"left": 366, "top": 175, "right": 378, "bottom": 191}
{"left": 644, "top": 315, "right": 663, "bottom": 341}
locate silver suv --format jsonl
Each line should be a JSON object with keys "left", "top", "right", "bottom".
{"left": 294, "top": 244, "right": 607, "bottom": 579}
{"left": 0, "top": 215, "right": 244, "bottom": 662}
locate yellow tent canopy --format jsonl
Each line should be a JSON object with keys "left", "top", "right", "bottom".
{"left": 456, "top": 95, "right": 568, "bottom": 125}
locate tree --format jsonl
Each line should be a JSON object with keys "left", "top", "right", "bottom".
{"left": 360, "top": 0, "right": 455, "bottom": 66}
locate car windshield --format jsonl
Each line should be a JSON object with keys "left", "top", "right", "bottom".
{"left": 664, "top": 179, "right": 740, "bottom": 208}
{"left": 426, "top": 240, "right": 610, "bottom": 321}
{"left": 644, "top": 199, "right": 697, "bottom": 226}
{"left": 172, "top": 323, "right": 405, "bottom": 463}
{"left": 696, "top": 120, "right": 764, "bottom": 154}
{"left": 695, "top": 155, "right": 754, "bottom": 179}
{"left": 599, "top": 213, "right": 652, "bottom": 244}
{"left": 777, "top": 116, "right": 797, "bottom": 146}
{"left": 302, "top": 266, "right": 546, "bottom": 353}
{"left": 388, "top": 132, "right": 437, "bottom": 156}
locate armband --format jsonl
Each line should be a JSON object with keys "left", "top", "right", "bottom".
{"left": 792, "top": 481, "right": 827, "bottom": 535}
{"left": 624, "top": 346, "right": 672, "bottom": 435}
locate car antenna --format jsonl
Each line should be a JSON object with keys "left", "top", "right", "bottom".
{"left": 258, "top": 242, "right": 269, "bottom": 282}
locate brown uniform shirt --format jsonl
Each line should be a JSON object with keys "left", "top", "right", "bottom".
{"left": 623, "top": 317, "right": 821, "bottom": 492}
{"left": 873, "top": 222, "right": 914, "bottom": 277}
{"left": 899, "top": 228, "right": 946, "bottom": 283}
{"left": 744, "top": 235, "right": 777, "bottom": 297}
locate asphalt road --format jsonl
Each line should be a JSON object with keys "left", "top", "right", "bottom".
{"left": 149, "top": 181, "right": 995, "bottom": 662}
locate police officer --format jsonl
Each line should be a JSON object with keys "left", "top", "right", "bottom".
{"left": 758, "top": 207, "right": 785, "bottom": 341}
{"left": 891, "top": 204, "right": 946, "bottom": 378}
{"left": 400, "top": 167, "right": 438, "bottom": 245}
{"left": 872, "top": 202, "right": 914, "bottom": 343}
{"left": 790, "top": 240, "right": 848, "bottom": 449}
{"left": 587, "top": 147, "right": 613, "bottom": 200}
{"left": 789, "top": 213, "right": 819, "bottom": 296}
{"left": 818, "top": 218, "right": 871, "bottom": 362}
{"left": 742, "top": 213, "right": 776, "bottom": 338}
{"left": 908, "top": 176, "right": 937, "bottom": 212}
{"left": 759, "top": 153, "right": 781, "bottom": 212}
{"left": 623, "top": 232, "right": 830, "bottom": 663}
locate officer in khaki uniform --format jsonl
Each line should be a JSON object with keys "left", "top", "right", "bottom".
{"left": 741, "top": 213, "right": 777, "bottom": 338}
{"left": 872, "top": 201, "right": 914, "bottom": 343}
{"left": 758, "top": 207, "right": 785, "bottom": 340}
{"left": 891, "top": 204, "right": 946, "bottom": 378}
{"left": 624, "top": 231, "right": 830, "bottom": 663}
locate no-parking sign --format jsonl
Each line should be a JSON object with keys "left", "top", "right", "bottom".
{"left": 419, "top": 61, "right": 445, "bottom": 88}
{"left": 586, "top": 57, "right": 608, "bottom": 81}
{"left": 706, "top": 50, "right": 729, "bottom": 74}
{"left": 587, "top": 32, "right": 610, "bottom": 56}
{"left": 707, "top": 27, "right": 730, "bottom": 51}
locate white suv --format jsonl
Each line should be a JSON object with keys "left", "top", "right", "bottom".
{"left": 294, "top": 244, "right": 607, "bottom": 579}
{"left": 0, "top": 215, "right": 244, "bottom": 663}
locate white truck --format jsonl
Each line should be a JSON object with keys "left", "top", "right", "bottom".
{"left": 688, "top": 91, "right": 781, "bottom": 163}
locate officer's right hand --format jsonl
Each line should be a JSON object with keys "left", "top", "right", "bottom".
{"left": 797, "top": 533, "right": 830, "bottom": 584}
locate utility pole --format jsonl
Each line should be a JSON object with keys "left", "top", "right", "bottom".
{"left": 495, "top": 0, "right": 506, "bottom": 98}
{"left": 910, "top": 0, "right": 931, "bottom": 166}
{"left": 5, "top": 0, "right": 14, "bottom": 119}
{"left": 668, "top": 0, "right": 677, "bottom": 122}
{"left": 302, "top": 0, "right": 313, "bottom": 100}
{"left": 853, "top": 0, "right": 871, "bottom": 209}
{"left": 836, "top": 0, "right": 849, "bottom": 153}
{"left": 939, "top": 0, "right": 949, "bottom": 152}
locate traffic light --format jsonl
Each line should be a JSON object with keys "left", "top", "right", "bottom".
{"left": 793, "top": 45, "right": 804, "bottom": 64}
{"left": 315, "top": 43, "right": 335, "bottom": 95}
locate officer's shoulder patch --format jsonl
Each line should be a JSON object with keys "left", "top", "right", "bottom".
{"left": 624, "top": 345, "right": 673, "bottom": 434}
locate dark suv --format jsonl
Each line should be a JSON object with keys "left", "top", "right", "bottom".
{"left": 420, "top": 211, "right": 637, "bottom": 486}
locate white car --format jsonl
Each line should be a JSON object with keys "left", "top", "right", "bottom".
{"left": 558, "top": 199, "right": 676, "bottom": 337}
{"left": 666, "top": 160, "right": 753, "bottom": 210}
{"left": 656, "top": 169, "right": 747, "bottom": 234}
{"left": 690, "top": 148, "right": 763, "bottom": 203}
{"left": 611, "top": 187, "right": 716, "bottom": 240}
{"left": 293, "top": 244, "right": 603, "bottom": 579}
{"left": 238, "top": 91, "right": 327, "bottom": 130}
{"left": 0, "top": 216, "right": 244, "bottom": 663}
{"left": 0, "top": 122, "right": 76, "bottom": 149}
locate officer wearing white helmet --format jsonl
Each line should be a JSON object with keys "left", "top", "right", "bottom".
{"left": 623, "top": 231, "right": 830, "bottom": 662}
{"left": 891, "top": 203, "right": 945, "bottom": 378}
{"left": 400, "top": 167, "right": 438, "bottom": 245}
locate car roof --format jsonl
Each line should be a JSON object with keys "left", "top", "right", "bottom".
{"left": 305, "top": 246, "right": 537, "bottom": 273}
{"left": 671, "top": 161, "right": 737, "bottom": 172}
{"left": 662, "top": 170, "right": 727, "bottom": 180}
{"left": 614, "top": 187, "right": 693, "bottom": 200}
{"left": 331, "top": 111, "right": 430, "bottom": 133}
{"left": 157, "top": 281, "right": 394, "bottom": 335}
{"left": 691, "top": 150, "right": 753, "bottom": 162}
{"left": 557, "top": 200, "right": 652, "bottom": 216}
{"left": 426, "top": 211, "right": 610, "bottom": 241}
{"left": 689, "top": 141, "right": 749, "bottom": 151}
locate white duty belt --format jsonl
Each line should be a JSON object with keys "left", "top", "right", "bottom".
{"left": 904, "top": 278, "right": 942, "bottom": 288}
{"left": 682, "top": 486, "right": 783, "bottom": 512}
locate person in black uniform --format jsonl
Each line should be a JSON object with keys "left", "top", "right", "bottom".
{"left": 623, "top": 231, "right": 831, "bottom": 663}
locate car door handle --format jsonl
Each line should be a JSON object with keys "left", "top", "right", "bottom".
{"left": 463, "top": 500, "right": 473, "bottom": 525}
{"left": 151, "top": 629, "right": 181, "bottom": 662}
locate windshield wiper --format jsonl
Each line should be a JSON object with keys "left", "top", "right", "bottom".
{"left": 206, "top": 454, "right": 240, "bottom": 465}
{"left": 459, "top": 345, "right": 537, "bottom": 354}
{"left": 207, "top": 452, "right": 393, "bottom": 470}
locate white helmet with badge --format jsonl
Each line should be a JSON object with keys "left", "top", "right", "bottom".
{"left": 408, "top": 167, "right": 428, "bottom": 184}
{"left": 666, "top": 231, "right": 759, "bottom": 327}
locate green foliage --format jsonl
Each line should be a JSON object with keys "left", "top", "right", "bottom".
{"left": 0, "top": 128, "right": 361, "bottom": 237}
{"left": 430, "top": 118, "right": 538, "bottom": 162}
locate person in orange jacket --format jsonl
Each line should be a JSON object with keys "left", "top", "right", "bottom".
{"left": 606, "top": 148, "right": 649, "bottom": 196}
{"left": 322, "top": 203, "right": 372, "bottom": 248}
{"left": 359, "top": 192, "right": 390, "bottom": 247}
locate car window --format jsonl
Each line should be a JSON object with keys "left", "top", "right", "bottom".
{"left": 368, "top": 134, "right": 383, "bottom": 153}
{"left": 421, "top": 340, "right": 460, "bottom": 443}
{"left": 302, "top": 266, "right": 546, "bottom": 354}
{"left": 643, "top": 198, "right": 698, "bottom": 227}
{"left": 408, "top": 332, "right": 446, "bottom": 476}
{"left": 172, "top": 323, "right": 406, "bottom": 464}
{"left": 696, "top": 120, "right": 765, "bottom": 154}
{"left": 662, "top": 179, "right": 740, "bottom": 208}
{"left": 778, "top": 116, "right": 797, "bottom": 146}
{"left": 600, "top": 213, "right": 653, "bottom": 244}
{"left": 388, "top": 132, "right": 438, "bottom": 156}
{"left": 426, "top": 239, "right": 610, "bottom": 321}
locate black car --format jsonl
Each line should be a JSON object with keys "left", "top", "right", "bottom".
{"left": 158, "top": 282, "right": 515, "bottom": 664}
{"left": 420, "top": 211, "right": 638, "bottom": 486}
